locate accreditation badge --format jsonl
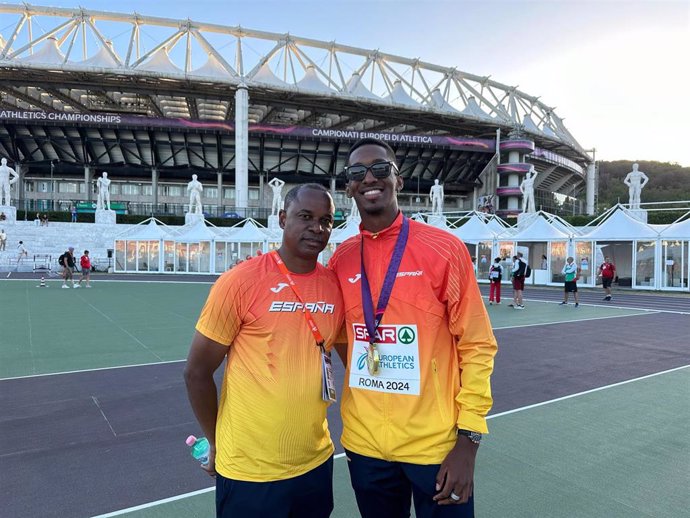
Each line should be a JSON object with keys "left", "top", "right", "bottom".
{"left": 350, "top": 323, "right": 420, "bottom": 395}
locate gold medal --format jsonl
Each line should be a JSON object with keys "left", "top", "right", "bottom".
{"left": 367, "top": 343, "right": 380, "bottom": 376}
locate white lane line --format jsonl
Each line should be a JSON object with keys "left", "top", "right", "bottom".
{"left": 523, "top": 297, "right": 690, "bottom": 316}
{"left": 25, "top": 283, "right": 37, "bottom": 374}
{"left": 0, "top": 359, "right": 186, "bottom": 382}
{"left": 90, "top": 453, "right": 348, "bottom": 517}
{"left": 487, "top": 363, "right": 690, "bottom": 420}
{"left": 92, "top": 396, "right": 117, "bottom": 437}
{"left": 492, "top": 310, "right": 659, "bottom": 330}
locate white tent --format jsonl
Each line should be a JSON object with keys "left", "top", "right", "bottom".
{"left": 214, "top": 219, "right": 271, "bottom": 273}
{"left": 114, "top": 219, "right": 172, "bottom": 273}
{"left": 452, "top": 214, "right": 498, "bottom": 243}
{"left": 505, "top": 215, "right": 572, "bottom": 241}
{"left": 581, "top": 207, "right": 658, "bottom": 240}
{"left": 659, "top": 214, "right": 690, "bottom": 239}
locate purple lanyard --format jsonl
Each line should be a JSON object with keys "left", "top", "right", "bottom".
{"left": 360, "top": 217, "right": 409, "bottom": 345}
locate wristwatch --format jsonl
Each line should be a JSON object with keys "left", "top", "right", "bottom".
{"left": 457, "top": 429, "right": 482, "bottom": 444}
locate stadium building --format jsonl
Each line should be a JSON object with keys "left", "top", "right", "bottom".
{"left": 0, "top": 4, "right": 596, "bottom": 220}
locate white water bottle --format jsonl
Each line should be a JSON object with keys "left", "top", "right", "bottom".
{"left": 186, "top": 435, "right": 210, "bottom": 464}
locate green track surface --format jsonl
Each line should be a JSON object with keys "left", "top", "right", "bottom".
{"left": 0, "top": 280, "right": 211, "bottom": 378}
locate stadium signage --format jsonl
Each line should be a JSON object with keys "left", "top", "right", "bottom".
{"left": 0, "top": 110, "right": 121, "bottom": 124}
{"left": 0, "top": 109, "right": 495, "bottom": 151}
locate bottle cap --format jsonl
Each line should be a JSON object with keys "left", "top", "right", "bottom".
{"left": 185, "top": 435, "right": 197, "bottom": 446}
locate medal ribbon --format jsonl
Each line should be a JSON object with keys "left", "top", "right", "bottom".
{"left": 360, "top": 217, "right": 409, "bottom": 346}
{"left": 271, "top": 251, "right": 325, "bottom": 347}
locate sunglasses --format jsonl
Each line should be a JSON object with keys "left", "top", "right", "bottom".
{"left": 344, "top": 161, "right": 398, "bottom": 181}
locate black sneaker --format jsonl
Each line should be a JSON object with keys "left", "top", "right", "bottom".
{"left": 508, "top": 304, "right": 514, "bottom": 307}
{"left": 575, "top": 303, "right": 579, "bottom": 308}
{"left": 559, "top": 301, "right": 567, "bottom": 305}
{"left": 603, "top": 295, "right": 612, "bottom": 301}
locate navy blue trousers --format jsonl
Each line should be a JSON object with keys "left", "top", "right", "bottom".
{"left": 346, "top": 449, "right": 474, "bottom": 518}
{"left": 215, "top": 456, "right": 333, "bottom": 518}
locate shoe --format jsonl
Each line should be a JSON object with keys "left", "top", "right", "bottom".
{"left": 518, "top": 304, "right": 525, "bottom": 308}
{"left": 61, "top": 285, "right": 69, "bottom": 289}
{"left": 508, "top": 304, "right": 515, "bottom": 307}
{"left": 604, "top": 296, "right": 612, "bottom": 301}
{"left": 496, "top": 301, "right": 501, "bottom": 305}
{"left": 489, "top": 301, "right": 493, "bottom": 305}
{"left": 74, "top": 285, "right": 80, "bottom": 288}
{"left": 575, "top": 303, "right": 579, "bottom": 307}
{"left": 86, "top": 285, "right": 92, "bottom": 288}
{"left": 559, "top": 301, "right": 567, "bottom": 305}
{"left": 514, "top": 305, "right": 525, "bottom": 310}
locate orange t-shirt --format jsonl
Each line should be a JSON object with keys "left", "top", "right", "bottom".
{"left": 329, "top": 213, "right": 497, "bottom": 463}
{"left": 196, "top": 252, "right": 344, "bottom": 481}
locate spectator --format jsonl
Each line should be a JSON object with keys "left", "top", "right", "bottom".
{"left": 34, "top": 213, "right": 41, "bottom": 226}
{"left": 77, "top": 250, "right": 92, "bottom": 288}
{"left": 0, "top": 211, "right": 6, "bottom": 221}
{"left": 488, "top": 257, "right": 503, "bottom": 305}
{"left": 71, "top": 206, "right": 78, "bottom": 223}
{"left": 0, "top": 228, "right": 6, "bottom": 251}
{"left": 59, "top": 247, "right": 76, "bottom": 289}
{"left": 41, "top": 213, "right": 49, "bottom": 226}
{"left": 17, "top": 240, "right": 28, "bottom": 267}
{"left": 541, "top": 254, "right": 548, "bottom": 270}
{"left": 597, "top": 256, "right": 616, "bottom": 301}
{"left": 510, "top": 254, "right": 526, "bottom": 309}
{"left": 559, "top": 256, "right": 580, "bottom": 307}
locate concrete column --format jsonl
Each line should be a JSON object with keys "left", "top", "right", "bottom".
{"left": 217, "top": 172, "right": 223, "bottom": 213}
{"left": 151, "top": 167, "right": 158, "bottom": 209}
{"left": 16, "top": 163, "right": 24, "bottom": 204}
{"left": 586, "top": 162, "right": 596, "bottom": 215}
{"left": 235, "top": 84, "right": 249, "bottom": 214}
{"left": 508, "top": 150, "right": 520, "bottom": 164}
{"left": 84, "top": 166, "right": 92, "bottom": 202}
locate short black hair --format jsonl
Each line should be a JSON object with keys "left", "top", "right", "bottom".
{"left": 347, "top": 138, "right": 397, "bottom": 165}
{"left": 283, "top": 183, "right": 332, "bottom": 212}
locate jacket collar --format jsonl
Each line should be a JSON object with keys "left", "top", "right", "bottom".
{"left": 359, "top": 211, "right": 403, "bottom": 240}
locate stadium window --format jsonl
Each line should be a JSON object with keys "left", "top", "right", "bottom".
{"left": 223, "top": 188, "right": 236, "bottom": 200}
{"left": 249, "top": 188, "right": 259, "bottom": 201}
{"left": 121, "top": 184, "right": 141, "bottom": 195}
{"left": 109, "top": 183, "right": 120, "bottom": 194}
{"left": 142, "top": 185, "right": 153, "bottom": 196}
{"left": 24, "top": 181, "right": 35, "bottom": 192}
{"left": 167, "top": 185, "right": 182, "bottom": 197}
{"left": 58, "top": 182, "right": 78, "bottom": 193}
{"left": 205, "top": 187, "right": 218, "bottom": 198}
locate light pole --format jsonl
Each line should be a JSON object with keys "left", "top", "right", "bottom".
{"left": 416, "top": 175, "right": 421, "bottom": 204}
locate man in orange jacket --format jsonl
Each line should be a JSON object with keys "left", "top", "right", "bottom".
{"left": 329, "top": 138, "right": 497, "bottom": 518}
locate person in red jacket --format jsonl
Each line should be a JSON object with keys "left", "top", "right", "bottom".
{"left": 77, "top": 250, "right": 92, "bottom": 288}
{"left": 329, "top": 138, "right": 497, "bottom": 518}
{"left": 597, "top": 256, "right": 616, "bottom": 301}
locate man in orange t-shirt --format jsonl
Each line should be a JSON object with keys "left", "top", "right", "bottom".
{"left": 330, "top": 138, "right": 497, "bottom": 518}
{"left": 185, "top": 184, "right": 344, "bottom": 518}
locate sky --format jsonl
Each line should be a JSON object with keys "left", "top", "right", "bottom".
{"left": 5, "top": 0, "right": 690, "bottom": 165}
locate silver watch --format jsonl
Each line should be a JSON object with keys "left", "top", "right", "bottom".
{"left": 457, "top": 429, "right": 482, "bottom": 444}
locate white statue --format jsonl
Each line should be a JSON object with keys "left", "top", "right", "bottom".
{"left": 349, "top": 196, "right": 360, "bottom": 221}
{"left": 520, "top": 166, "right": 538, "bottom": 213}
{"left": 96, "top": 172, "right": 111, "bottom": 210}
{"left": 0, "top": 158, "right": 19, "bottom": 206}
{"left": 623, "top": 163, "right": 649, "bottom": 210}
{"left": 268, "top": 177, "right": 286, "bottom": 216}
{"left": 187, "top": 174, "right": 203, "bottom": 214}
{"left": 429, "top": 179, "right": 444, "bottom": 215}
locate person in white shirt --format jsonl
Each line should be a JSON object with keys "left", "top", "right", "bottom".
{"left": 559, "top": 257, "right": 580, "bottom": 307}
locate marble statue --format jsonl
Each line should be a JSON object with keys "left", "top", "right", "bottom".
{"left": 429, "top": 179, "right": 444, "bottom": 215}
{"left": 349, "top": 196, "right": 360, "bottom": 221}
{"left": 187, "top": 174, "right": 203, "bottom": 214}
{"left": 623, "top": 163, "right": 649, "bottom": 210}
{"left": 520, "top": 166, "right": 538, "bottom": 213}
{"left": 0, "top": 158, "right": 19, "bottom": 206}
{"left": 268, "top": 177, "right": 286, "bottom": 216}
{"left": 96, "top": 172, "right": 111, "bottom": 210}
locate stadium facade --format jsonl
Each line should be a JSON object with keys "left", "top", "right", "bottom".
{"left": 0, "top": 4, "right": 595, "bottom": 220}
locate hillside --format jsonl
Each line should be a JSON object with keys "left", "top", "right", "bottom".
{"left": 597, "top": 160, "right": 690, "bottom": 209}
